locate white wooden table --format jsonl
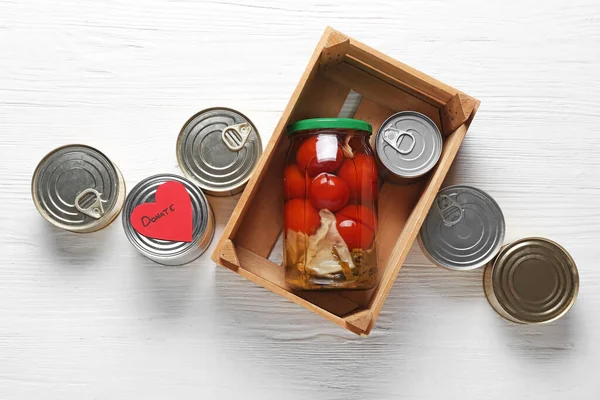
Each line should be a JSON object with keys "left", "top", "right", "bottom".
{"left": 1, "top": 1, "right": 599, "bottom": 398}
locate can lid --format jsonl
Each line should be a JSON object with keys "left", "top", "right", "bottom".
{"left": 176, "top": 107, "right": 262, "bottom": 196}
{"left": 286, "top": 118, "right": 373, "bottom": 136}
{"left": 419, "top": 185, "right": 505, "bottom": 270}
{"left": 122, "top": 174, "right": 214, "bottom": 266}
{"left": 376, "top": 111, "right": 442, "bottom": 178}
{"left": 487, "top": 237, "right": 579, "bottom": 323}
{"left": 32, "top": 144, "right": 125, "bottom": 232}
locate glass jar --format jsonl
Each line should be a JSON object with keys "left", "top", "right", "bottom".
{"left": 283, "top": 118, "right": 379, "bottom": 290}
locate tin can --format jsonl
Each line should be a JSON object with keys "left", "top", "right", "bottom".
{"left": 32, "top": 144, "right": 126, "bottom": 233}
{"left": 375, "top": 111, "right": 442, "bottom": 182}
{"left": 176, "top": 107, "right": 262, "bottom": 196}
{"left": 122, "top": 174, "right": 215, "bottom": 266}
{"left": 484, "top": 237, "right": 579, "bottom": 324}
{"left": 419, "top": 185, "right": 505, "bottom": 270}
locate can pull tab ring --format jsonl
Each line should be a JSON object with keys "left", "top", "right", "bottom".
{"left": 75, "top": 188, "right": 105, "bottom": 219}
{"left": 382, "top": 128, "right": 416, "bottom": 155}
{"left": 436, "top": 194, "right": 464, "bottom": 227}
{"left": 222, "top": 122, "right": 252, "bottom": 151}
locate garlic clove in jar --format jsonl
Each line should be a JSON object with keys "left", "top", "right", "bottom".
{"left": 305, "top": 210, "right": 355, "bottom": 276}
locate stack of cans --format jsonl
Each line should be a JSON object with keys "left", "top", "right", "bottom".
{"left": 32, "top": 107, "right": 262, "bottom": 266}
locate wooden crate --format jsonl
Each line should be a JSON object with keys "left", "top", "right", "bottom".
{"left": 211, "top": 27, "right": 480, "bottom": 335}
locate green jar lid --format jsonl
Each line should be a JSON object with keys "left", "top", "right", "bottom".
{"left": 286, "top": 118, "right": 373, "bottom": 136}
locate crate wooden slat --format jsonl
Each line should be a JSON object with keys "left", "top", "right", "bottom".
{"left": 211, "top": 27, "right": 480, "bottom": 335}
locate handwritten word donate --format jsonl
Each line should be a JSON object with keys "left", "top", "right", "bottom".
{"left": 141, "top": 204, "right": 176, "bottom": 227}
{"left": 130, "top": 181, "right": 193, "bottom": 242}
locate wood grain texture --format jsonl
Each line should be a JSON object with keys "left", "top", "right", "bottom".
{"left": 1, "top": 0, "right": 599, "bottom": 399}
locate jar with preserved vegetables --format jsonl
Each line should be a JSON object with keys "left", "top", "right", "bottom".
{"left": 283, "top": 118, "right": 379, "bottom": 290}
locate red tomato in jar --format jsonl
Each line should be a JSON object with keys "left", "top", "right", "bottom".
{"left": 337, "top": 204, "right": 377, "bottom": 231}
{"left": 337, "top": 153, "right": 378, "bottom": 201}
{"left": 309, "top": 173, "right": 350, "bottom": 212}
{"left": 284, "top": 199, "right": 320, "bottom": 234}
{"left": 335, "top": 213, "right": 374, "bottom": 251}
{"left": 296, "top": 135, "right": 343, "bottom": 177}
{"left": 283, "top": 164, "right": 306, "bottom": 199}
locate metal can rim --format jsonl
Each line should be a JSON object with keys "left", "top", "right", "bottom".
{"left": 419, "top": 185, "right": 506, "bottom": 270}
{"left": 376, "top": 111, "right": 442, "bottom": 179}
{"left": 483, "top": 236, "right": 579, "bottom": 324}
{"left": 176, "top": 107, "right": 263, "bottom": 197}
{"left": 122, "top": 173, "right": 215, "bottom": 265}
{"left": 31, "top": 144, "right": 126, "bottom": 233}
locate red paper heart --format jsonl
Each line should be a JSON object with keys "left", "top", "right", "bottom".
{"left": 130, "top": 181, "right": 193, "bottom": 242}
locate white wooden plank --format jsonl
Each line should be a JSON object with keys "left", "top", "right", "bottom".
{"left": 1, "top": 0, "right": 599, "bottom": 399}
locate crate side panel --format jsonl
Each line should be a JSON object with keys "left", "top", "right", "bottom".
{"left": 346, "top": 38, "right": 459, "bottom": 104}
{"left": 289, "top": 73, "right": 351, "bottom": 122}
{"left": 337, "top": 181, "right": 425, "bottom": 308}
{"left": 234, "top": 246, "right": 361, "bottom": 317}
{"left": 354, "top": 98, "right": 394, "bottom": 144}
{"left": 365, "top": 123, "right": 469, "bottom": 334}
{"left": 376, "top": 182, "right": 425, "bottom": 275}
{"left": 229, "top": 249, "right": 358, "bottom": 333}
{"left": 323, "top": 62, "right": 442, "bottom": 129}
{"left": 345, "top": 55, "right": 442, "bottom": 109}
{"left": 233, "top": 141, "right": 287, "bottom": 257}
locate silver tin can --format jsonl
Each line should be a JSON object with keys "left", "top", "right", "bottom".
{"left": 419, "top": 185, "right": 505, "bottom": 270}
{"left": 122, "top": 174, "right": 215, "bottom": 266}
{"left": 375, "top": 111, "right": 442, "bottom": 182}
{"left": 176, "top": 107, "right": 262, "bottom": 197}
{"left": 484, "top": 237, "right": 579, "bottom": 324}
{"left": 32, "top": 144, "right": 126, "bottom": 233}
